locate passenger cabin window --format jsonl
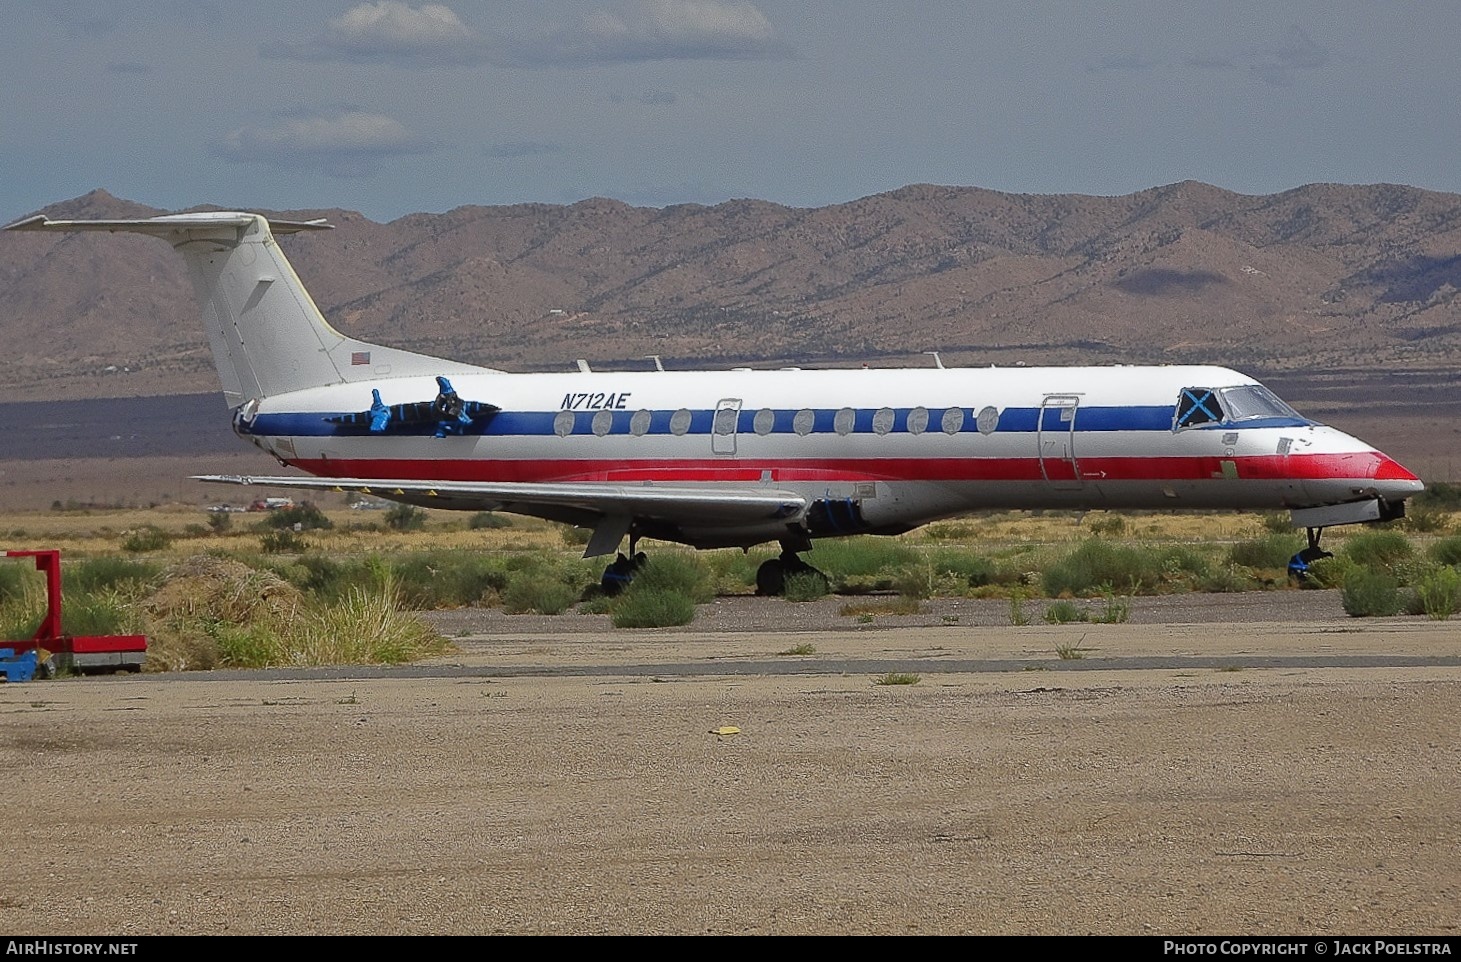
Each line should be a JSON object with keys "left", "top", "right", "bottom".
{"left": 834, "top": 407, "right": 855, "bottom": 436}
{"left": 753, "top": 408, "right": 775, "bottom": 436}
{"left": 976, "top": 405, "right": 999, "bottom": 435}
{"left": 793, "top": 409, "right": 815, "bottom": 436}
{"left": 872, "top": 407, "right": 894, "bottom": 435}
{"left": 630, "top": 410, "right": 652, "bottom": 436}
{"left": 1175, "top": 388, "right": 1223, "bottom": 429}
{"left": 713, "top": 407, "right": 737, "bottom": 436}
{"left": 907, "top": 407, "right": 929, "bottom": 435}
{"left": 941, "top": 408, "right": 965, "bottom": 435}
{"left": 592, "top": 409, "right": 613, "bottom": 437}
{"left": 553, "top": 410, "right": 575, "bottom": 437}
{"left": 670, "top": 408, "right": 692, "bottom": 436}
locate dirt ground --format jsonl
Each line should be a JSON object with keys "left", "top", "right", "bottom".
{"left": 2, "top": 596, "right": 1458, "bottom": 936}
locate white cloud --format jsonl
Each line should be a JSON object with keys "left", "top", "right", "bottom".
{"left": 518, "top": 0, "right": 792, "bottom": 65}
{"left": 216, "top": 110, "right": 435, "bottom": 178}
{"left": 263, "top": 2, "right": 489, "bottom": 67}
{"left": 1249, "top": 25, "right": 1328, "bottom": 86}
{"left": 330, "top": 2, "right": 475, "bottom": 49}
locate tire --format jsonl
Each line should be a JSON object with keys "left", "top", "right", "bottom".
{"left": 755, "top": 559, "right": 786, "bottom": 596}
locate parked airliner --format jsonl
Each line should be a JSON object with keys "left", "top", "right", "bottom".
{"left": 4, "top": 210, "right": 1424, "bottom": 593}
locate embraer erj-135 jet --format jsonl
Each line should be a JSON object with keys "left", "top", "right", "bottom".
{"left": 5, "top": 210, "right": 1424, "bottom": 594}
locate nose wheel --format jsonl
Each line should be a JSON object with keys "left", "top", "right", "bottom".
{"left": 1287, "top": 526, "right": 1334, "bottom": 585}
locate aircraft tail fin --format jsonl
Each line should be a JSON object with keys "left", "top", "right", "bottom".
{"left": 5, "top": 211, "right": 492, "bottom": 407}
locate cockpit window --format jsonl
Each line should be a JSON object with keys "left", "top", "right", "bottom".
{"left": 1176, "top": 384, "right": 1304, "bottom": 429}
{"left": 1175, "top": 388, "right": 1223, "bottom": 428}
{"left": 1217, "top": 385, "right": 1302, "bottom": 422}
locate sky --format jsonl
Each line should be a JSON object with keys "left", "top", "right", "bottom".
{"left": 5, "top": 0, "right": 1461, "bottom": 223}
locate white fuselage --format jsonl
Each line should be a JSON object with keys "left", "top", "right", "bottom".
{"left": 235, "top": 363, "right": 1419, "bottom": 548}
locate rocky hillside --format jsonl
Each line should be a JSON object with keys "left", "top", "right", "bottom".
{"left": 3, "top": 182, "right": 1460, "bottom": 401}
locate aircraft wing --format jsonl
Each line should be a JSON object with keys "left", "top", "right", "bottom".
{"left": 194, "top": 474, "right": 806, "bottom": 555}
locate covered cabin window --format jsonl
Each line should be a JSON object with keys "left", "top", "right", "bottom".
{"left": 1175, "top": 388, "right": 1223, "bottom": 428}
{"left": 713, "top": 407, "right": 737, "bottom": 436}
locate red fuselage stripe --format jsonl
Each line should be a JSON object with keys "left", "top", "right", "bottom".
{"left": 289, "top": 452, "right": 1404, "bottom": 484}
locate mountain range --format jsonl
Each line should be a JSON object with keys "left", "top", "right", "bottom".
{"left": 3, "top": 182, "right": 1460, "bottom": 403}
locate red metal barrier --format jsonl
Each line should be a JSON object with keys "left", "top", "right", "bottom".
{"left": 4, "top": 549, "right": 148, "bottom": 674}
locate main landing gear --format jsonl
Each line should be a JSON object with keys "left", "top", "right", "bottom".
{"left": 597, "top": 531, "right": 829, "bottom": 599}
{"left": 755, "top": 545, "right": 829, "bottom": 597}
{"left": 600, "top": 528, "right": 647, "bottom": 596}
{"left": 600, "top": 550, "right": 647, "bottom": 596}
{"left": 1288, "top": 526, "right": 1334, "bottom": 585}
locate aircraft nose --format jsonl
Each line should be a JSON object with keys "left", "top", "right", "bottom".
{"left": 1372, "top": 452, "right": 1425, "bottom": 501}
{"left": 1302, "top": 439, "right": 1424, "bottom": 506}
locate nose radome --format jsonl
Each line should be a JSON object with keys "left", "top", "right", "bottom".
{"left": 1371, "top": 452, "right": 1425, "bottom": 501}
{"left": 1372, "top": 453, "right": 1419, "bottom": 483}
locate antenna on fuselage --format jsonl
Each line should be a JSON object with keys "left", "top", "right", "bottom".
{"left": 925, "top": 351, "right": 945, "bottom": 369}
{"left": 644, "top": 355, "right": 665, "bottom": 372}
{"left": 576, "top": 359, "right": 592, "bottom": 373}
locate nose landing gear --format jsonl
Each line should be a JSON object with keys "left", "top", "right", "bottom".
{"left": 1288, "top": 526, "right": 1334, "bottom": 585}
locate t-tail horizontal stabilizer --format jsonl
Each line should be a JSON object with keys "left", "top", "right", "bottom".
{"left": 3, "top": 211, "right": 498, "bottom": 406}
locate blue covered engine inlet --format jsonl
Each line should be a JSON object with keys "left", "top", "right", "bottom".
{"left": 430, "top": 376, "right": 474, "bottom": 437}
{"left": 326, "top": 376, "right": 500, "bottom": 436}
{"left": 369, "top": 389, "right": 391, "bottom": 432}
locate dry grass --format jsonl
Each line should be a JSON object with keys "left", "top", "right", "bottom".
{"left": 5, "top": 505, "right": 1459, "bottom": 600}
{"left": 2, "top": 506, "right": 568, "bottom": 561}
{"left": 138, "top": 556, "right": 450, "bottom": 670}
{"left": 838, "top": 596, "right": 924, "bottom": 617}
{"left": 922, "top": 510, "right": 1278, "bottom": 546}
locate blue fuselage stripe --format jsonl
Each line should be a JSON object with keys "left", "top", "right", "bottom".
{"left": 241, "top": 406, "right": 1312, "bottom": 439}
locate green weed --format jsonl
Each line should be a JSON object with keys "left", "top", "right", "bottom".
{"left": 1094, "top": 584, "right": 1132, "bottom": 624}
{"left": 783, "top": 570, "right": 831, "bottom": 602}
{"left": 253, "top": 504, "right": 334, "bottom": 532}
{"left": 1428, "top": 536, "right": 1461, "bottom": 568}
{"left": 1009, "top": 589, "right": 1031, "bottom": 626}
{"left": 502, "top": 574, "right": 579, "bottom": 615}
{"left": 121, "top": 526, "right": 171, "bottom": 553}
{"left": 259, "top": 529, "right": 307, "bottom": 554}
{"left": 1340, "top": 568, "right": 1404, "bottom": 617}
{"left": 1341, "top": 530, "right": 1413, "bottom": 570}
{"left": 1043, "top": 600, "right": 1088, "bottom": 624}
{"left": 610, "top": 587, "right": 696, "bottom": 628}
{"left": 384, "top": 504, "right": 426, "bottom": 532}
{"left": 1228, "top": 534, "right": 1304, "bottom": 570}
{"left": 1415, "top": 566, "right": 1461, "bottom": 620}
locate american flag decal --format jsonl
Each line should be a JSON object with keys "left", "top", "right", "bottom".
{"left": 351, "top": 351, "right": 371, "bottom": 366}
